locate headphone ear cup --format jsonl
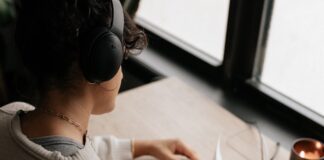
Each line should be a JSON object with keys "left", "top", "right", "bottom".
{"left": 79, "top": 0, "right": 124, "bottom": 83}
{"left": 80, "top": 28, "right": 123, "bottom": 83}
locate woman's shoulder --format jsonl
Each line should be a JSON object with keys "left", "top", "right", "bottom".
{"left": 0, "top": 102, "right": 34, "bottom": 137}
{"left": 0, "top": 102, "right": 35, "bottom": 115}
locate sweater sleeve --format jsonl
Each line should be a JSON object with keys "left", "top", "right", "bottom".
{"left": 90, "top": 135, "right": 133, "bottom": 160}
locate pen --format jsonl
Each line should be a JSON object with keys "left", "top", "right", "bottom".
{"left": 215, "top": 135, "right": 222, "bottom": 160}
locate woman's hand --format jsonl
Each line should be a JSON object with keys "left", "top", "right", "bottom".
{"left": 133, "top": 139, "right": 199, "bottom": 160}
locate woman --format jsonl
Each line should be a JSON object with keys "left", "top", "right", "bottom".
{"left": 0, "top": 0, "right": 199, "bottom": 159}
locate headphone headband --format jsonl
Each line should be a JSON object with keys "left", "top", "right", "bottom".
{"left": 110, "top": 0, "right": 124, "bottom": 42}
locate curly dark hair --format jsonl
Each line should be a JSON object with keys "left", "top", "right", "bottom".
{"left": 15, "top": 0, "right": 147, "bottom": 94}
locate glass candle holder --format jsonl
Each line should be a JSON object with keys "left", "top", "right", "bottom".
{"left": 290, "top": 138, "right": 324, "bottom": 160}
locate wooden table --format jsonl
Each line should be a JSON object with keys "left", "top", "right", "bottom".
{"left": 89, "top": 78, "right": 289, "bottom": 160}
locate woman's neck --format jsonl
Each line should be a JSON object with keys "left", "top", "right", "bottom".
{"left": 21, "top": 89, "right": 94, "bottom": 144}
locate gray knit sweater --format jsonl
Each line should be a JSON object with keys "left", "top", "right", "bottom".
{"left": 0, "top": 102, "right": 133, "bottom": 160}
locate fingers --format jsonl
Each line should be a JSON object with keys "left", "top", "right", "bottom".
{"left": 148, "top": 139, "right": 200, "bottom": 160}
{"left": 156, "top": 146, "right": 181, "bottom": 160}
{"left": 174, "top": 139, "right": 199, "bottom": 160}
{"left": 163, "top": 152, "right": 191, "bottom": 160}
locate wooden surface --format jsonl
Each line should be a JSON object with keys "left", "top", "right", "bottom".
{"left": 89, "top": 78, "right": 289, "bottom": 160}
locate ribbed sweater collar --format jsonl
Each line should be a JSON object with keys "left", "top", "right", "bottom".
{"left": 8, "top": 111, "right": 101, "bottom": 160}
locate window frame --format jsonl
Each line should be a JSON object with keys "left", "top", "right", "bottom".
{"left": 250, "top": 0, "right": 324, "bottom": 127}
{"left": 223, "top": 0, "right": 324, "bottom": 138}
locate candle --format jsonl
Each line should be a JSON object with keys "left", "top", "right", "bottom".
{"left": 299, "top": 150, "right": 321, "bottom": 159}
{"left": 290, "top": 138, "right": 324, "bottom": 160}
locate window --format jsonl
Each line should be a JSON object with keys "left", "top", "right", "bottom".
{"left": 257, "top": 0, "right": 324, "bottom": 116}
{"left": 133, "top": 0, "right": 324, "bottom": 135}
{"left": 135, "top": 0, "right": 230, "bottom": 65}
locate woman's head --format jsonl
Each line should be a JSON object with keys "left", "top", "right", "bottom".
{"left": 15, "top": 0, "right": 147, "bottom": 113}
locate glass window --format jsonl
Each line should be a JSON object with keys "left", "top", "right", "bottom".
{"left": 135, "top": 0, "right": 230, "bottom": 65}
{"left": 260, "top": 0, "right": 324, "bottom": 116}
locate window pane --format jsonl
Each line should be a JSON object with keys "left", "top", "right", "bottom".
{"left": 135, "top": 0, "right": 230, "bottom": 65}
{"left": 261, "top": 0, "right": 324, "bottom": 116}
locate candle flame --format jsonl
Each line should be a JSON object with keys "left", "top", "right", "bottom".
{"left": 299, "top": 151, "right": 306, "bottom": 158}
{"left": 316, "top": 142, "right": 322, "bottom": 149}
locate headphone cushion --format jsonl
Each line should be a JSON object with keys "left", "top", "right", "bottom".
{"left": 81, "top": 31, "right": 123, "bottom": 83}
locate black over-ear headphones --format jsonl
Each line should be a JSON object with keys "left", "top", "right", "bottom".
{"left": 79, "top": 0, "right": 124, "bottom": 84}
